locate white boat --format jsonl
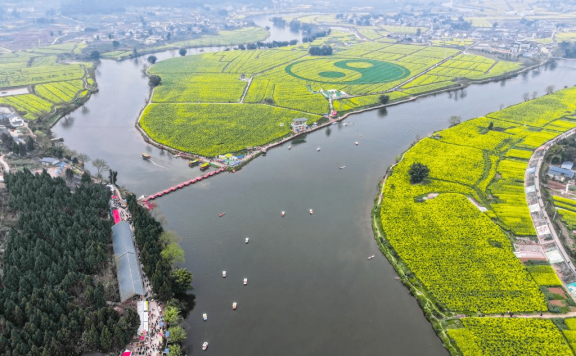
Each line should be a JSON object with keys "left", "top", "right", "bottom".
{"left": 339, "top": 166, "right": 346, "bottom": 169}
{"left": 232, "top": 302, "right": 237, "bottom": 310}
{"left": 222, "top": 271, "right": 226, "bottom": 278}
{"left": 281, "top": 211, "right": 285, "bottom": 217}
{"left": 355, "top": 141, "right": 359, "bottom": 145}
{"left": 288, "top": 146, "right": 292, "bottom": 150}
{"left": 245, "top": 237, "right": 249, "bottom": 244}
{"left": 309, "top": 209, "right": 313, "bottom": 215}
{"left": 244, "top": 278, "right": 248, "bottom": 285}
{"left": 203, "top": 313, "right": 207, "bottom": 321}
{"left": 202, "top": 342, "right": 208, "bottom": 351}
{"left": 367, "top": 255, "right": 375, "bottom": 260}
{"left": 317, "top": 147, "right": 321, "bottom": 151}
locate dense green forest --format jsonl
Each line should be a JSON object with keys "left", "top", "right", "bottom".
{"left": 0, "top": 170, "right": 139, "bottom": 356}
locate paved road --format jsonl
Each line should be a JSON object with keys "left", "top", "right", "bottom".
{"left": 529, "top": 128, "right": 576, "bottom": 277}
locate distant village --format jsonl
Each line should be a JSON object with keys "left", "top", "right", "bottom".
{"left": 0, "top": 0, "right": 575, "bottom": 60}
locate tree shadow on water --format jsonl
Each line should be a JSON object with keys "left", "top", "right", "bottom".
{"left": 377, "top": 107, "right": 388, "bottom": 118}
{"left": 175, "top": 292, "right": 196, "bottom": 319}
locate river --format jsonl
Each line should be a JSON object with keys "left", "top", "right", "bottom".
{"left": 53, "top": 19, "right": 576, "bottom": 355}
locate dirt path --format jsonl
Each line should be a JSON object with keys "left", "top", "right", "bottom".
{"left": 0, "top": 155, "right": 10, "bottom": 173}
{"left": 239, "top": 76, "right": 253, "bottom": 103}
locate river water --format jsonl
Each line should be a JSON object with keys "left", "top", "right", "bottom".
{"left": 53, "top": 21, "right": 576, "bottom": 355}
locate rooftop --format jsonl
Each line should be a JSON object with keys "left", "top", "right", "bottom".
{"left": 111, "top": 221, "right": 145, "bottom": 301}
{"left": 548, "top": 166, "right": 575, "bottom": 179}
{"left": 561, "top": 161, "right": 574, "bottom": 170}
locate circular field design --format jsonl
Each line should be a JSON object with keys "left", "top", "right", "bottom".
{"left": 285, "top": 58, "right": 410, "bottom": 85}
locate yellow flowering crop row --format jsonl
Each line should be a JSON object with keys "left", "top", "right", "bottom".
{"left": 449, "top": 318, "right": 573, "bottom": 355}
{"left": 526, "top": 265, "right": 563, "bottom": 286}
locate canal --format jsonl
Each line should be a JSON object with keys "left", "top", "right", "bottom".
{"left": 53, "top": 19, "right": 576, "bottom": 356}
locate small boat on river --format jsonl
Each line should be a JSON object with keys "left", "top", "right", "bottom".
{"left": 367, "top": 255, "right": 375, "bottom": 260}
{"left": 202, "top": 342, "right": 208, "bottom": 351}
{"left": 244, "top": 278, "right": 248, "bottom": 285}
{"left": 339, "top": 166, "right": 346, "bottom": 169}
{"left": 281, "top": 211, "right": 285, "bottom": 217}
{"left": 316, "top": 147, "right": 321, "bottom": 151}
{"left": 232, "top": 302, "right": 237, "bottom": 310}
{"left": 141, "top": 153, "right": 151, "bottom": 160}
{"left": 245, "top": 237, "right": 249, "bottom": 244}
{"left": 288, "top": 146, "right": 292, "bottom": 150}
{"left": 219, "top": 212, "right": 225, "bottom": 217}
{"left": 203, "top": 313, "right": 207, "bottom": 321}
{"left": 309, "top": 209, "right": 313, "bottom": 215}
{"left": 355, "top": 141, "right": 359, "bottom": 145}
{"left": 222, "top": 271, "right": 226, "bottom": 278}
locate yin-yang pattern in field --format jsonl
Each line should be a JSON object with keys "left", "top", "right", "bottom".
{"left": 285, "top": 58, "right": 410, "bottom": 84}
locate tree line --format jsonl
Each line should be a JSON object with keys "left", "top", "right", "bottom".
{"left": 0, "top": 169, "right": 140, "bottom": 356}
{"left": 309, "top": 45, "right": 333, "bottom": 56}
{"left": 126, "top": 194, "right": 193, "bottom": 302}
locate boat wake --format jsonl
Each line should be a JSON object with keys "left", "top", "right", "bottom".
{"left": 148, "top": 159, "right": 170, "bottom": 170}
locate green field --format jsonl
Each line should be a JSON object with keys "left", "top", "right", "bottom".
{"left": 140, "top": 31, "right": 525, "bottom": 156}
{"left": 0, "top": 49, "right": 92, "bottom": 119}
{"left": 381, "top": 89, "right": 576, "bottom": 314}
{"left": 449, "top": 318, "right": 573, "bottom": 355}
{"left": 140, "top": 104, "right": 320, "bottom": 156}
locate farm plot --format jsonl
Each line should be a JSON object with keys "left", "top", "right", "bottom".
{"left": 140, "top": 103, "right": 320, "bottom": 156}
{"left": 0, "top": 94, "right": 54, "bottom": 119}
{"left": 332, "top": 91, "right": 407, "bottom": 112}
{"left": 26, "top": 42, "right": 78, "bottom": 55}
{"left": 448, "top": 318, "right": 573, "bottom": 356}
{"left": 379, "top": 87, "right": 576, "bottom": 315}
{"left": 0, "top": 63, "right": 85, "bottom": 88}
{"left": 527, "top": 265, "right": 563, "bottom": 286}
{"left": 152, "top": 74, "right": 247, "bottom": 103}
{"left": 357, "top": 27, "right": 386, "bottom": 40}
{"left": 35, "top": 79, "right": 86, "bottom": 104}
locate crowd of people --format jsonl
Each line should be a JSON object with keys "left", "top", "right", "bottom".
{"left": 124, "top": 272, "right": 167, "bottom": 356}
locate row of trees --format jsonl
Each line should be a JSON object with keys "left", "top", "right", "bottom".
{"left": 0, "top": 169, "right": 140, "bottom": 356}
{"left": 309, "top": 45, "right": 333, "bottom": 56}
{"left": 126, "top": 194, "right": 193, "bottom": 302}
{"left": 237, "top": 40, "right": 298, "bottom": 51}
{"left": 302, "top": 29, "right": 331, "bottom": 43}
